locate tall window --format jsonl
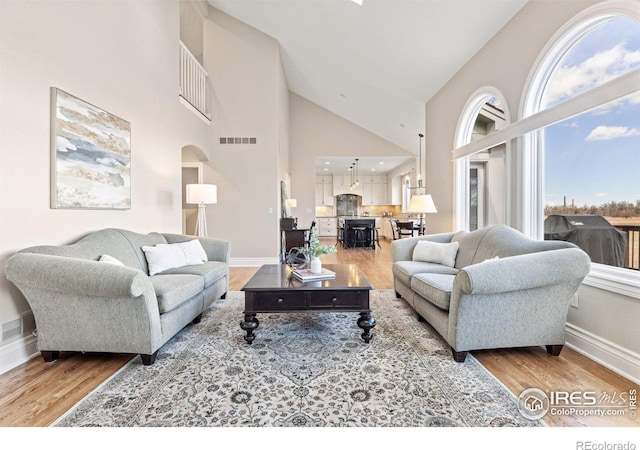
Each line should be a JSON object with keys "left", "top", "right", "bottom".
{"left": 507, "top": 0, "right": 640, "bottom": 298}
{"left": 402, "top": 176, "right": 411, "bottom": 212}
{"left": 538, "top": 17, "right": 640, "bottom": 270}
{"left": 454, "top": 90, "right": 509, "bottom": 231}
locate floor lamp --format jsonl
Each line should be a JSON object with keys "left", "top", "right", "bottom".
{"left": 186, "top": 184, "right": 217, "bottom": 237}
{"left": 408, "top": 194, "right": 437, "bottom": 235}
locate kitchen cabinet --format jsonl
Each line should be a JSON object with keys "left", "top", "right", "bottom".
{"left": 333, "top": 174, "right": 363, "bottom": 196}
{"left": 381, "top": 218, "right": 394, "bottom": 240}
{"left": 362, "top": 176, "right": 388, "bottom": 205}
{"left": 316, "top": 217, "right": 337, "bottom": 237}
{"left": 315, "top": 175, "right": 334, "bottom": 206}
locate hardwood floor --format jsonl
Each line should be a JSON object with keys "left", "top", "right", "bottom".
{"left": 0, "top": 237, "right": 637, "bottom": 427}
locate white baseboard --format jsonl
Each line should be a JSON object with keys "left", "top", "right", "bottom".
{"left": 230, "top": 257, "right": 279, "bottom": 267}
{"left": 0, "top": 334, "right": 39, "bottom": 376}
{"left": 565, "top": 322, "right": 640, "bottom": 385}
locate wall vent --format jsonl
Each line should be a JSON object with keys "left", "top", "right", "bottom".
{"left": 1, "top": 312, "right": 36, "bottom": 344}
{"left": 220, "top": 137, "right": 257, "bottom": 145}
{"left": 2, "top": 318, "right": 22, "bottom": 343}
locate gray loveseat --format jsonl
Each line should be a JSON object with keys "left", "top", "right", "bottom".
{"left": 392, "top": 225, "right": 590, "bottom": 362}
{"left": 5, "top": 228, "right": 230, "bottom": 365}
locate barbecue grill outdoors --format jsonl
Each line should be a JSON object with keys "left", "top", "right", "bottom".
{"left": 544, "top": 215, "right": 626, "bottom": 267}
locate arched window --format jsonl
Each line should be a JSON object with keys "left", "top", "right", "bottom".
{"left": 454, "top": 88, "right": 510, "bottom": 231}
{"left": 521, "top": 1, "right": 640, "bottom": 294}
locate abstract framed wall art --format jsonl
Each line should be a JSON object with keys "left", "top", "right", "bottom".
{"left": 51, "top": 88, "right": 131, "bottom": 209}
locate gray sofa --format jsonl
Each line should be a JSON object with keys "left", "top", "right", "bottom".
{"left": 5, "top": 228, "right": 230, "bottom": 365}
{"left": 392, "top": 225, "right": 590, "bottom": 362}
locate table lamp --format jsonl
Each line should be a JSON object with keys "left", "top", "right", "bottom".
{"left": 285, "top": 198, "right": 297, "bottom": 217}
{"left": 408, "top": 194, "right": 437, "bottom": 235}
{"left": 186, "top": 184, "right": 217, "bottom": 237}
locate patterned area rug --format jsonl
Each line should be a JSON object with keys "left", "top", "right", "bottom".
{"left": 53, "top": 290, "right": 543, "bottom": 427}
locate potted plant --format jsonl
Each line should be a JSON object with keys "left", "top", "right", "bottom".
{"left": 301, "top": 227, "right": 336, "bottom": 273}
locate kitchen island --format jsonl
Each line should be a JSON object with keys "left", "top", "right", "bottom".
{"left": 342, "top": 218, "right": 376, "bottom": 249}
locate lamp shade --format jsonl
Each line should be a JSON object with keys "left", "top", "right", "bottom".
{"left": 186, "top": 184, "right": 217, "bottom": 205}
{"left": 408, "top": 194, "right": 437, "bottom": 213}
{"left": 285, "top": 198, "right": 297, "bottom": 208}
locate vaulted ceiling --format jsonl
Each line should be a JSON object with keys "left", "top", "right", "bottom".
{"left": 207, "top": 0, "right": 527, "bottom": 157}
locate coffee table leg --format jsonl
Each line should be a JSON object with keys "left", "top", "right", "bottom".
{"left": 240, "top": 313, "right": 259, "bottom": 344}
{"left": 357, "top": 311, "right": 376, "bottom": 343}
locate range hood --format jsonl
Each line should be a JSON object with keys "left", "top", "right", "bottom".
{"left": 336, "top": 194, "right": 361, "bottom": 216}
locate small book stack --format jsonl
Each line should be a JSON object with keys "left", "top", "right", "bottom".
{"left": 292, "top": 268, "right": 336, "bottom": 282}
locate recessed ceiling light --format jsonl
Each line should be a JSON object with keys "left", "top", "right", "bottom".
{"left": 325, "top": 161, "right": 331, "bottom": 164}
{"left": 379, "top": 162, "right": 384, "bottom": 165}
{"left": 350, "top": 0, "right": 363, "bottom": 5}
{"left": 323, "top": 168, "right": 329, "bottom": 171}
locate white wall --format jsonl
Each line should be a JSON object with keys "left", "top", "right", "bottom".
{"left": 0, "top": 0, "right": 212, "bottom": 370}
{"left": 424, "top": 0, "right": 639, "bottom": 382}
{"left": 202, "top": 7, "right": 288, "bottom": 263}
{"left": 289, "top": 93, "right": 415, "bottom": 228}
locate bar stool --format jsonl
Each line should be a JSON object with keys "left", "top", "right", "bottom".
{"left": 336, "top": 227, "right": 344, "bottom": 247}
{"left": 352, "top": 226, "right": 368, "bottom": 248}
{"left": 373, "top": 227, "right": 381, "bottom": 249}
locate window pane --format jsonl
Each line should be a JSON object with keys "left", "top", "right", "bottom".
{"left": 541, "top": 16, "right": 640, "bottom": 270}
{"left": 543, "top": 93, "right": 640, "bottom": 270}
{"left": 542, "top": 18, "right": 640, "bottom": 109}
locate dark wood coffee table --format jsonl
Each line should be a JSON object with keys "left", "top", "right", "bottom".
{"left": 240, "top": 264, "right": 375, "bottom": 344}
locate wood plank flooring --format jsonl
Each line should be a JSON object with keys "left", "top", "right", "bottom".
{"left": 0, "top": 237, "right": 637, "bottom": 427}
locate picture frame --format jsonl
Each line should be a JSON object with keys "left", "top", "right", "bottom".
{"left": 50, "top": 88, "right": 131, "bottom": 209}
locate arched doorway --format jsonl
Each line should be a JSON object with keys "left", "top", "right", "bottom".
{"left": 181, "top": 145, "right": 208, "bottom": 235}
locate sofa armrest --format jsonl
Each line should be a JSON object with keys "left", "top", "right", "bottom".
{"left": 455, "top": 247, "right": 591, "bottom": 295}
{"left": 391, "top": 232, "right": 456, "bottom": 262}
{"left": 5, "top": 252, "right": 164, "bottom": 355}
{"left": 6, "top": 253, "right": 150, "bottom": 298}
{"left": 162, "top": 233, "right": 231, "bottom": 263}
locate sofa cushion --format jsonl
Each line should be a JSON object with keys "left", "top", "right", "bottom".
{"left": 159, "top": 261, "right": 227, "bottom": 288}
{"left": 451, "top": 227, "right": 493, "bottom": 269}
{"left": 142, "top": 240, "right": 208, "bottom": 276}
{"left": 411, "top": 273, "right": 455, "bottom": 311}
{"left": 151, "top": 274, "right": 204, "bottom": 313}
{"left": 393, "top": 261, "right": 458, "bottom": 286}
{"left": 412, "top": 240, "right": 459, "bottom": 267}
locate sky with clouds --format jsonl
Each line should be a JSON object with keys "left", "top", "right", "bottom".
{"left": 543, "top": 17, "right": 640, "bottom": 208}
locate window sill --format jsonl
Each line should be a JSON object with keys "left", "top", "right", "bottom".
{"left": 583, "top": 263, "right": 640, "bottom": 300}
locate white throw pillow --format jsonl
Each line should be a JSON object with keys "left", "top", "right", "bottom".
{"left": 142, "top": 240, "right": 208, "bottom": 276}
{"left": 99, "top": 254, "right": 125, "bottom": 266}
{"left": 412, "top": 240, "right": 459, "bottom": 268}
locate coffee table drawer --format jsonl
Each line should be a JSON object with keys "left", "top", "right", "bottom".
{"left": 251, "top": 292, "right": 306, "bottom": 310}
{"left": 308, "top": 290, "right": 362, "bottom": 309}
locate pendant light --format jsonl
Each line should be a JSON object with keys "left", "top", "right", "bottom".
{"left": 417, "top": 133, "right": 423, "bottom": 189}
{"left": 354, "top": 158, "right": 359, "bottom": 187}
{"left": 349, "top": 162, "right": 354, "bottom": 189}
{"left": 410, "top": 133, "right": 425, "bottom": 191}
